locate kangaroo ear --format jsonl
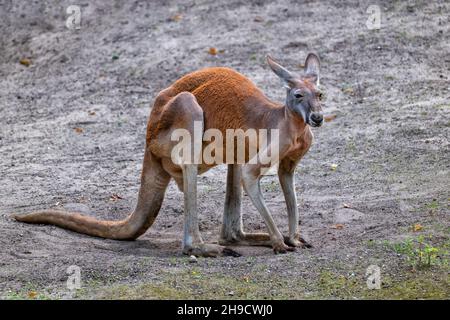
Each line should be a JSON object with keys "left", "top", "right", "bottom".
{"left": 304, "top": 53, "right": 320, "bottom": 86}
{"left": 267, "top": 55, "right": 294, "bottom": 89}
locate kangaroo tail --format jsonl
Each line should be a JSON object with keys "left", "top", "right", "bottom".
{"left": 14, "top": 210, "right": 141, "bottom": 240}
{"left": 14, "top": 152, "right": 171, "bottom": 240}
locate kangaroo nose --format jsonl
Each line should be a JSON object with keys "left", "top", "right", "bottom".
{"left": 311, "top": 113, "right": 323, "bottom": 124}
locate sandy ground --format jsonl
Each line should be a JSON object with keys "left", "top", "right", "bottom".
{"left": 0, "top": 0, "right": 449, "bottom": 299}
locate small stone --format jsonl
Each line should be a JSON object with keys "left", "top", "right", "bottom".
{"left": 189, "top": 255, "right": 198, "bottom": 263}
{"left": 227, "top": 291, "right": 234, "bottom": 296}
{"left": 59, "top": 55, "right": 69, "bottom": 63}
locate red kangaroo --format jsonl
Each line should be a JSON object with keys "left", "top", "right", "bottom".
{"left": 14, "top": 53, "right": 324, "bottom": 257}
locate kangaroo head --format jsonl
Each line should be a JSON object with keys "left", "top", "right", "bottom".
{"left": 267, "top": 53, "right": 323, "bottom": 127}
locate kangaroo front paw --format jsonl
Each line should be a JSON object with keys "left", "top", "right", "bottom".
{"left": 272, "top": 241, "right": 295, "bottom": 254}
{"left": 183, "top": 243, "right": 241, "bottom": 258}
{"left": 283, "top": 235, "right": 313, "bottom": 248}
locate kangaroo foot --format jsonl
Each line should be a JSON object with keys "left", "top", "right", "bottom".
{"left": 283, "top": 235, "right": 313, "bottom": 248}
{"left": 219, "top": 232, "right": 272, "bottom": 247}
{"left": 272, "top": 240, "right": 296, "bottom": 254}
{"left": 183, "top": 243, "right": 241, "bottom": 258}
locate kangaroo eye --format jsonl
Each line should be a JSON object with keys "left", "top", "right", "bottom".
{"left": 293, "top": 92, "right": 303, "bottom": 99}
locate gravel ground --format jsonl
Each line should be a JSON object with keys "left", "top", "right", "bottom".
{"left": 0, "top": 0, "right": 449, "bottom": 299}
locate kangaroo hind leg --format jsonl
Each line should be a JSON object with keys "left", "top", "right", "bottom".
{"left": 161, "top": 92, "right": 240, "bottom": 257}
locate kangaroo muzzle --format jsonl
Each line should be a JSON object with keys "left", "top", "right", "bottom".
{"left": 309, "top": 112, "right": 323, "bottom": 127}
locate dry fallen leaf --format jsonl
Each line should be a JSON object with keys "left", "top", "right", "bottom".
{"left": 28, "top": 291, "right": 37, "bottom": 299}
{"left": 324, "top": 114, "right": 337, "bottom": 122}
{"left": 254, "top": 16, "right": 264, "bottom": 22}
{"left": 330, "top": 163, "right": 338, "bottom": 171}
{"left": 331, "top": 224, "right": 345, "bottom": 230}
{"left": 110, "top": 194, "right": 123, "bottom": 201}
{"left": 74, "top": 127, "right": 83, "bottom": 134}
{"left": 413, "top": 223, "right": 423, "bottom": 232}
{"left": 208, "top": 47, "right": 218, "bottom": 55}
{"left": 342, "top": 87, "right": 354, "bottom": 95}
{"left": 88, "top": 110, "right": 96, "bottom": 116}
{"left": 170, "top": 14, "right": 183, "bottom": 22}
{"left": 19, "top": 58, "right": 31, "bottom": 67}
